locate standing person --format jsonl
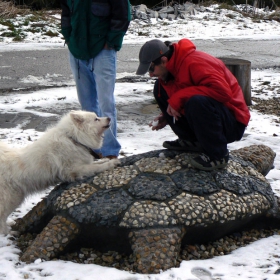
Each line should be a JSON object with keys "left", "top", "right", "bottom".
{"left": 136, "top": 39, "right": 250, "bottom": 171}
{"left": 60, "top": 0, "right": 131, "bottom": 159}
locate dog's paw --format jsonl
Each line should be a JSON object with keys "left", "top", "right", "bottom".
{"left": 106, "top": 158, "right": 121, "bottom": 169}
{"left": 97, "top": 158, "right": 110, "bottom": 163}
{"left": 69, "top": 172, "right": 78, "bottom": 181}
{"left": 110, "top": 158, "right": 121, "bottom": 166}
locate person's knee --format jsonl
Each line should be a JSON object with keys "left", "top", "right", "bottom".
{"left": 185, "top": 95, "right": 211, "bottom": 115}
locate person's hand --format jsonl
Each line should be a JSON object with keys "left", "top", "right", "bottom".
{"left": 104, "top": 43, "right": 114, "bottom": 50}
{"left": 167, "top": 104, "right": 181, "bottom": 121}
{"left": 149, "top": 114, "right": 167, "bottom": 131}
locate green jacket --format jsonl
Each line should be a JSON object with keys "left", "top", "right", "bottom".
{"left": 60, "top": 0, "right": 131, "bottom": 60}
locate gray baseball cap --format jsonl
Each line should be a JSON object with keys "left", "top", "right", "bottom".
{"left": 136, "top": 39, "right": 169, "bottom": 75}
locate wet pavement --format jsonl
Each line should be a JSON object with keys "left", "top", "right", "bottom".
{"left": 0, "top": 39, "right": 279, "bottom": 132}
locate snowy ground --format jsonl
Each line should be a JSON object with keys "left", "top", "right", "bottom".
{"left": 0, "top": 4, "right": 280, "bottom": 280}
{"left": 1, "top": 4, "right": 280, "bottom": 45}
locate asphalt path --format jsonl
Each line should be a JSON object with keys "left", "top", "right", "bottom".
{"left": 0, "top": 38, "right": 279, "bottom": 92}
{"left": 0, "top": 38, "right": 279, "bottom": 132}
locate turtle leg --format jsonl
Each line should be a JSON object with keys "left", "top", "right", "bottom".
{"left": 129, "top": 227, "right": 185, "bottom": 274}
{"left": 12, "top": 199, "right": 48, "bottom": 233}
{"left": 20, "top": 215, "right": 80, "bottom": 263}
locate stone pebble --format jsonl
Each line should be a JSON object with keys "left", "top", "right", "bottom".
{"left": 12, "top": 144, "right": 278, "bottom": 273}
{"left": 129, "top": 227, "right": 185, "bottom": 273}
{"left": 20, "top": 215, "right": 80, "bottom": 263}
{"left": 52, "top": 152, "right": 274, "bottom": 230}
{"left": 15, "top": 228, "right": 280, "bottom": 272}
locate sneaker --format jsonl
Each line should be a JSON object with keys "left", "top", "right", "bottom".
{"left": 163, "top": 139, "right": 202, "bottom": 152}
{"left": 190, "top": 151, "right": 229, "bottom": 171}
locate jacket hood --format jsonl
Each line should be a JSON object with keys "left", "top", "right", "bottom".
{"left": 167, "top": 39, "right": 196, "bottom": 76}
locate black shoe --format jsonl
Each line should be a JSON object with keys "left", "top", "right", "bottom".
{"left": 190, "top": 151, "right": 229, "bottom": 171}
{"left": 162, "top": 139, "right": 202, "bottom": 152}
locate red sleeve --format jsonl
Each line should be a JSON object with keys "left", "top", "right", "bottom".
{"left": 168, "top": 59, "right": 234, "bottom": 111}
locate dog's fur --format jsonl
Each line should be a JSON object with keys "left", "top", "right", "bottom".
{"left": 0, "top": 110, "right": 120, "bottom": 234}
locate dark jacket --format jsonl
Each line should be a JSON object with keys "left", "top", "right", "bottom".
{"left": 161, "top": 39, "right": 250, "bottom": 126}
{"left": 60, "top": 0, "right": 131, "bottom": 60}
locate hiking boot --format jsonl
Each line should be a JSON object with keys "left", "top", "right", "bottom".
{"left": 190, "top": 151, "right": 229, "bottom": 171}
{"left": 163, "top": 139, "right": 202, "bottom": 152}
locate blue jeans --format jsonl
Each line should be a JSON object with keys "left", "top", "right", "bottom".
{"left": 69, "top": 50, "right": 121, "bottom": 157}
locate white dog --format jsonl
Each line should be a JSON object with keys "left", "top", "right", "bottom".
{"left": 0, "top": 110, "right": 120, "bottom": 234}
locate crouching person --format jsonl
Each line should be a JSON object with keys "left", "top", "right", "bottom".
{"left": 136, "top": 38, "right": 250, "bottom": 171}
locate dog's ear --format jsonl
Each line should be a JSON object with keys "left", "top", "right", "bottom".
{"left": 70, "top": 111, "right": 84, "bottom": 128}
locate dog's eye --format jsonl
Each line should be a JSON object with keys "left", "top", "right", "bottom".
{"left": 95, "top": 118, "right": 100, "bottom": 121}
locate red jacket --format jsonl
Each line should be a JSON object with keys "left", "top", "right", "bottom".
{"left": 161, "top": 39, "right": 250, "bottom": 126}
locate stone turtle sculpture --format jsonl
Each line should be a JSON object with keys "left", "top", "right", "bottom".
{"left": 12, "top": 144, "right": 279, "bottom": 274}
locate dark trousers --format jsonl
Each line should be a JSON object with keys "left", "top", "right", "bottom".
{"left": 154, "top": 80, "right": 246, "bottom": 159}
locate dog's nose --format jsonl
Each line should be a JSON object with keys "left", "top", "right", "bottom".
{"left": 107, "top": 117, "right": 111, "bottom": 122}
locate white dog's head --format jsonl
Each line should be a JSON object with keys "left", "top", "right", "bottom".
{"left": 69, "top": 111, "right": 111, "bottom": 149}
